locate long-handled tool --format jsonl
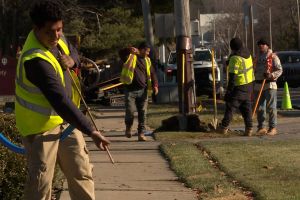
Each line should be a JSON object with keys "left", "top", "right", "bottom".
{"left": 252, "top": 79, "right": 265, "bottom": 118}
{"left": 210, "top": 49, "right": 218, "bottom": 130}
{"left": 59, "top": 49, "right": 114, "bottom": 163}
{"left": 67, "top": 67, "right": 114, "bottom": 164}
{"left": 181, "top": 53, "right": 185, "bottom": 113}
{"left": 252, "top": 53, "right": 273, "bottom": 118}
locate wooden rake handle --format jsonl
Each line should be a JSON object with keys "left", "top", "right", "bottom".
{"left": 252, "top": 79, "right": 266, "bottom": 119}
{"left": 66, "top": 67, "right": 115, "bottom": 164}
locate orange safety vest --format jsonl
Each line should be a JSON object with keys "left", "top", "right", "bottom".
{"left": 254, "top": 53, "right": 274, "bottom": 72}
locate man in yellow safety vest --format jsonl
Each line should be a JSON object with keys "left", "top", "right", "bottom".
{"left": 15, "top": 1, "right": 110, "bottom": 199}
{"left": 220, "top": 38, "right": 255, "bottom": 136}
{"left": 120, "top": 42, "right": 158, "bottom": 141}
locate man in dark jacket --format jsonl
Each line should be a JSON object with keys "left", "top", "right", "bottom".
{"left": 220, "top": 38, "right": 255, "bottom": 136}
{"left": 120, "top": 42, "right": 158, "bottom": 141}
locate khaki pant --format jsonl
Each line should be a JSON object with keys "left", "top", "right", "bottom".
{"left": 22, "top": 125, "right": 95, "bottom": 200}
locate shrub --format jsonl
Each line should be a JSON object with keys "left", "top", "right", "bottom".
{"left": 0, "top": 113, "right": 26, "bottom": 200}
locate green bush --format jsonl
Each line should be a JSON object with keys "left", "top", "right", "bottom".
{"left": 0, "top": 113, "right": 26, "bottom": 200}
{"left": 0, "top": 113, "right": 65, "bottom": 199}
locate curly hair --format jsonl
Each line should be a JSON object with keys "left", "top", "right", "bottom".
{"left": 29, "top": 0, "right": 63, "bottom": 28}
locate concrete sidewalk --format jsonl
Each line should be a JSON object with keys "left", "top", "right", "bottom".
{"left": 60, "top": 107, "right": 196, "bottom": 200}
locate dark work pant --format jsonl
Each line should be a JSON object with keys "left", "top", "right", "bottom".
{"left": 124, "top": 88, "right": 148, "bottom": 133}
{"left": 222, "top": 99, "right": 253, "bottom": 129}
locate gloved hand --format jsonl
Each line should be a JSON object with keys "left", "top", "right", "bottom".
{"left": 264, "top": 72, "right": 273, "bottom": 80}
{"left": 153, "top": 87, "right": 158, "bottom": 95}
{"left": 60, "top": 54, "right": 75, "bottom": 70}
{"left": 129, "top": 47, "right": 139, "bottom": 55}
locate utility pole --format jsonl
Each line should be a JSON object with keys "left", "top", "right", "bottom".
{"left": 141, "top": 0, "right": 154, "bottom": 52}
{"left": 174, "top": 0, "right": 194, "bottom": 119}
{"left": 249, "top": 4, "right": 255, "bottom": 56}
{"left": 269, "top": 7, "right": 272, "bottom": 49}
{"left": 297, "top": 0, "right": 300, "bottom": 49}
{"left": 243, "top": 0, "right": 249, "bottom": 48}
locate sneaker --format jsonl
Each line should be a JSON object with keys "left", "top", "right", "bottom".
{"left": 244, "top": 128, "right": 253, "bottom": 136}
{"left": 267, "top": 128, "right": 277, "bottom": 136}
{"left": 138, "top": 133, "right": 147, "bottom": 141}
{"left": 125, "top": 127, "right": 132, "bottom": 138}
{"left": 256, "top": 128, "right": 267, "bottom": 135}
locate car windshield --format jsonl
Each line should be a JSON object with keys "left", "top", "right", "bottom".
{"left": 194, "top": 50, "right": 211, "bottom": 61}
{"left": 277, "top": 53, "right": 300, "bottom": 64}
{"left": 168, "top": 52, "right": 177, "bottom": 64}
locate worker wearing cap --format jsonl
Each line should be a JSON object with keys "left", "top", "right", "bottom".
{"left": 120, "top": 42, "right": 158, "bottom": 141}
{"left": 254, "top": 38, "right": 282, "bottom": 136}
{"left": 220, "top": 38, "right": 255, "bottom": 136}
{"left": 15, "top": 1, "right": 110, "bottom": 199}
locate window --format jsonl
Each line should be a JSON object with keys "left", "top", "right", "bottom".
{"left": 194, "top": 50, "right": 211, "bottom": 62}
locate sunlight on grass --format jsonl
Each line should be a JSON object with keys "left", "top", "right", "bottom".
{"left": 160, "top": 142, "right": 247, "bottom": 199}
{"left": 199, "top": 139, "right": 300, "bottom": 200}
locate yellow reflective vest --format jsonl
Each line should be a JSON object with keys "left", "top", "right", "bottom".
{"left": 15, "top": 30, "right": 80, "bottom": 136}
{"left": 229, "top": 55, "right": 255, "bottom": 86}
{"left": 120, "top": 54, "right": 152, "bottom": 90}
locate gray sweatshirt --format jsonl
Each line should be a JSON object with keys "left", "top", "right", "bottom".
{"left": 254, "top": 49, "right": 283, "bottom": 90}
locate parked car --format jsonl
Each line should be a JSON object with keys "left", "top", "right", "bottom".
{"left": 165, "top": 48, "right": 221, "bottom": 97}
{"left": 275, "top": 51, "right": 300, "bottom": 88}
{"left": 165, "top": 51, "right": 177, "bottom": 82}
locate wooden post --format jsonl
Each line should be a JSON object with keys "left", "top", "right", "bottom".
{"left": 174, "top": 0, "right": 195, "bottom": 116}
{"left": 249, "top": 4, "right": 255, "bottom": 56}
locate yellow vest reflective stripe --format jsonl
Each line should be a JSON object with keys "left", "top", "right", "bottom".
{"left": 15, "top": 31, "right": 76, "bottom": 136}
{"left": 145, "top": 57, "right": 152, "bottom": 90}
{"left": 58, "top": 36, "right": 81, "bottom": 107}
{"left": 16, "top": 48, "right": 47, "bottom": 94}
{"left": 229, "top": 55, "right": 254, "bottom": 86}
{"left": 58, "top": 35, "right": 70, "bottom": 55}
{"left": 120, "top": 54, "right": 152, "bottom": 89}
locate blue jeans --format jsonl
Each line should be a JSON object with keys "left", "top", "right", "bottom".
{"left": 256, "top": 89, "right": 277, "bottom": 129}
{"left": 124, "top": 88, "right": 148, "bottom": 133}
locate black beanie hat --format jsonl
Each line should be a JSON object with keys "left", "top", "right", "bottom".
{"left": 230, "top": 38, "right": 243, "bottom": 51}
{"left": 257, "top": 38, "right": 269, "bottom": 46}
{"left": 138, "top": 42, "right": 151, "bottom": 49}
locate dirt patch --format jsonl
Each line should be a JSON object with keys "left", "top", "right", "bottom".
{"left": 161, "top": 114, "right": 212, "bottom": 132}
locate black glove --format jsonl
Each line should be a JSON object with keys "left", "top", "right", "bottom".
{"left": 224, "top": 92, "right": 231, "bottom": 102}
{"left": 264, "top": 72, "right": 273, "bottom": 80}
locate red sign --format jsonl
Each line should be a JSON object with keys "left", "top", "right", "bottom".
{"left": 0, "top": 55, "right": 17, "bottom": 96}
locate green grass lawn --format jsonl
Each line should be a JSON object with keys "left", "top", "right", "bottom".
{"left": 199, "top": 139, "right": 300, "bottom": 200}
{"left": 149, "top": 103, "right": 300, "bottom": 200}
{"left": 160, "top": 142, "right": 249, "bottom": 200}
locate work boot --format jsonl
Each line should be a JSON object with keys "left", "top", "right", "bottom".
{"left": 125, "top": 126, "right": 132, "bottom": 138}
{"left": 218, "top": 126, "right": 229, "bottom": 135}
{"left": 267, "top": 128, "right": 277, "bottom": 136}
{"left": 138, "top": 132, "right": 147, "bottom": 141}
{"left": 256, "top": 128, "right": 268, "bottom": 135}
{"left": 244, "top": 128, "right": 253, "bottom": 137}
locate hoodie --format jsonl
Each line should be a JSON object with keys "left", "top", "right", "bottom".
{"left": 226, "top": 47, "right": 254, "bottom": 100}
